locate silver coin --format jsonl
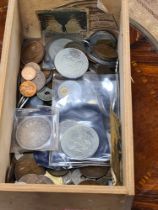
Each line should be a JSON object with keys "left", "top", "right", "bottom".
{"left": 60, "top": 120, "right": 78, "bottom": 139}
{"left": 60, "top": 125, "right": 99, "bottom": 160}
{"left": 48, "top": 38, "right": 72, "bottom": 61}
{"left": 32, "top": 70, "right": 46, "bottom": 91}
{"left": 19, "top": 174, "right": 53, "bottom": 184}
{"left": 37, "top": 87, "right": 53, "bottom": 102}
{"left": 54, "top": 48, "right": 89, "bottom": 79}
{"left": 16, "top": 116, "right": 52, "bottom": 150}
{"left": 58, "top": 81, "right": 82, "bottom": 99}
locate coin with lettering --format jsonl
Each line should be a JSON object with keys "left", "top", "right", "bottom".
{"left": 47, "top": 169, "right": 69, "bottom": 177}
{"left": 21, "top": 65, "right": 37, "bottom": 81}
{"left": 16, "top": 116, "right": 52, "bottom": 150}
{"left": 60, "top": 125, "right": 99, "bottom": 159}
{"left": 37, "top": 87, "right": 53, "bottom": 102}
{"left": 80, "top": 166, "right": 109, "bottom": 179}
{"left": 15, "top": 154, "right": 46, "bottom": 180}
{"left": 19, "top": 174, "right": 53, "bottom": 184}
{"left": 54, "top": 48, "right": 89, "bottom": 79}
{"left": 26, "top": 62, "right": 41, "bottom": 72}
{"left": 32, "top": 70, "right": 46, "bottom": 91}
{"left": 21, "top": 40, "right": 44, "bottom": 64}
{"left": 19, "top": 81, "right": 37, "bottom": 97}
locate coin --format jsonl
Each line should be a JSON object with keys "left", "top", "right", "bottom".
{"left": 19, "top": 174, "right": 53, "bottom": 184}
{"left": 60, "top": 125, "right": 99, "bottom": 159}
{"left": 19, "top": 81, "right": 37, "bottom": 97}
{"left": 21, "top": 65, "right": 37, "bottom": 81}
{"left": 47, "top": 168, "right": 68, "bottom": 177}
{"left": 16, "top": 116, "right": 52, "bottom": 150}
{"left": 60, "top": 120, "right": 78, "bottom": 138}
{"left": 65, "top": 41, "right": 85, "bottom": 52}
{"left": 79, "top": 180, "right": 100, "bottom": 185}
{"left": 37, "top": 87, "right": 53, "bottom": 102}
{"left": 54, "top": 48, "right": 89, "bottom": 79}
{"left": 80, "top": 166, "right": 109, "bottom": 179}
{"left": 58, "top": 81, "right": 82, "bottom": 98}
{"left": 32, "top": 70, "right": 46, "bottom": 91}
{"left": 15, "top": 154, "right": 45, "bottom": 180}
{"left": 21, "top": 40, "right": 45, "bottom": 64}
{"left": 26, "top": 62, "right": 41, "bottom": 72}
{"left": 48, "top": 38, "right": 72, "bottom": 62}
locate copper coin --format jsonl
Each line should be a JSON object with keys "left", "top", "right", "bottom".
{"left": 93, "top": 43, "right": 118, "bottom": 60}
{"left": 32, "top": 70, "right": 46, "bottom": 91}
{"left": 47, "top": 169, "right": 69, "bottom": 177}
{"left": 19, "top": 174, "right": 53, "bottom": 184}
{"left": 79, "top": 180, "right": 100, "bottom": 185}
{"left": 26, "top": 62, "right": 41, "bottom": 72}
{"left": 19, "top": 81, "right": 37, "bottom": 97}
{"left": 80, "top": 166, "right": 109, "bottom": 179}
{"left": 21, "top": 40, "right": 44, "bottom": 64}
{"left": 15, "top": 154, "right": 46, "bottom": 180}
{"left": 21, "top": 66, "right": 37, "bottom": 81}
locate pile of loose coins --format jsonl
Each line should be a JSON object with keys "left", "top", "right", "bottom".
{"left": 10, "top": 30, "right": 119, "bottom": 185}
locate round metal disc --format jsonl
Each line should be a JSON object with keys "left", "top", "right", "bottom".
{"left": 60, "top": 120, "right": 78, "bottom": 137}
{"left": 60, "top": 125, "right": 99, "bottom": 160}
{"left": 32, "top": 70, "right": 46, "bottom": 91}
{"left": 37, "top": 87, "right": 53, "bottom": 102}
{"left": 57, "top": 81, "right": 82, "bottom": 99}
{"left": 19, "top": 174, "right": 53, "bottom": 184}
{"left": 54, "top": 48, "right": 89, "bottom": 79}
{"left": 16, "top": 116, "right": 52, "bottom": 150}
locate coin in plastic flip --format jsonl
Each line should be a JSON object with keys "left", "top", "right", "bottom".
{"left": 60, "top": 120, "right": 78, "bottom": 139}
{"left": 16, "top": 116, "right": 52, "bottom": 150}
{"left": 60, "top": 125, "right": 99, "bottom": 160}
{"left": 58, "top": 81, "right": 82, "bottom": 99}
{"left": 54, "top": 48, "right": 89, "bottom": 79}
{"left": 18, "top": 174, "right": 53, "bottom": 184}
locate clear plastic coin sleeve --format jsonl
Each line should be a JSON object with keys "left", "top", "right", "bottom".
{"left": 48, "top": 72, "right": 120, "bottom": 169}
{"left": 11, "top": 106, "right": 59, "bottom": 153}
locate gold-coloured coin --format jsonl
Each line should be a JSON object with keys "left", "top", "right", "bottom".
{"left": 19, "top": 81, "right": 37, "bottom": 97}
{"left": 21, "top": 66, "right": 37, "bottom": 81}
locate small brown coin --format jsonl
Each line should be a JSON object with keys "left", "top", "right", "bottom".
{"left": 79, "top": 180, "right": 100, "bottom": 185}
{"left": 15, "top": 154, "right": 46, "bottom": 180}
{"left": 26, "top": 62, "right": 41, "bottom": 72}
{"left": 93, "top": 43, "right": 117, "bottom": 60}
{"left": 21, "top": 66, "right": 37, "bottom": 81}
{"left": 47, "top": 169, "right": 69, "bottom": 177}
{"left": 19, "top": 174, "right": 53, "bottom": 184}
{"left": 32, "top": 70, "right": 46, "bottom": 91}
{"left": 21, "top": 40, "right": 44, "bottom": 64}
{"left": 19, "top": 81, "right": 37, "bottom": 97}
{"left": 80, "top": 166, "right": 109, "bottom": 179}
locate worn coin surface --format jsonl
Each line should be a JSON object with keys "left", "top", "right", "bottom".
{"left": 19, "top": 174, "right": 53, "bottom": 184}
{"left": 37, "top": 87, "right": 53, "bottom": 102}
{"left": 21, "top": 65, "right": 37, "bottom": 81}
{"left": 54, "top": 48, "right": 89, "bottom": 79}
{"left": 19, "top": 81, "right": 37, "bottom": 97}
{"left": 32, "top": 70, "right": 46, "bottom": 91}
{"left": 60, "top": 125, "right": 99, "bottom": 159}
{"left": 15, "top": 154, "right": 45, "bottom": 180}
{"left": 47, "top": 168, "right": 69, "bottom": 177}
{"left": 80, "top": 166, "right": 109, "bottom": 179}
{"left": 58, "top": 81, "right": 82, "bottom": 99}
{"left": 16, "top": 116, "right": 52, "bottom": 150}
{"left": 21, "top": 40, "right": 44, "bottom": 64}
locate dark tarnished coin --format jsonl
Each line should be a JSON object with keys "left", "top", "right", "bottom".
{"left": 65, "top": 41, "right": 85, "bottom": 52}
{"left": 37, "top": 87, "right": 53, "bottom": 102}
{"left": 32, "top": 70, "right": 46, "bottom": 91}
{"left": 19, "top": 174, "right": 53, "bottom": 184}
{"left": 47, "top": 169, "right": 69, "bottom": 177}
{"left": 21, "top": 40, "right": 45, "bottom": 64}
{"left": 15, "top": 154, "right": 46, "bottom": 180}
{"left": 80, "top": 166, "right": 109, "bottom": 179}
{"left": 79, "top": 180, "right": 100, "bottom": 185}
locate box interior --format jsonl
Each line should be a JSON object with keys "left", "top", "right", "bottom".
{"left": 0, "top": 0, "right": 134, "bottom": 195}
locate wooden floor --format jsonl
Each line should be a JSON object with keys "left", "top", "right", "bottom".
{"left": 1, "top": 1, "right": 158, "bottom": 210}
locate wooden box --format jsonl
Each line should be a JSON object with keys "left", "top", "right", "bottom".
{"left": 0, "top": 0, "right": 134, "bottom": 209}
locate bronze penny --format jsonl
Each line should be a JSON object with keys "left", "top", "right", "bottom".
{"left": 15, "top": 154, "right": 45, "bottom": 180}
{"left": 93, "top": 43, "right": 118, "bottom": 60}
{"left": 19, "top": 174, "right": 53, "bottom": 184}
{"left": 19, "top": 81, "right": 37, "bottom": 97}
{"left": 80, "top": 166, "right": 109, "bottom": 179}
{"left": 79, "top": 180, "right": 100, "bottom": 185}
{"left": 47, "top": 169, "right": 69, "bottom": 177}
{"left": 21, "top": 40, "right": 44, "bottom": 64}
{"left": 21, "top": 65, "right": 37, "bottom": 81}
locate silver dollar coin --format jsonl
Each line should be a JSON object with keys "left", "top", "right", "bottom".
{"left": 54, "top": 48, "right": 89, "bottom": 79}
{"left": 60, "top": 125, "right": 99, "bottom": 159}
{"left": 16, "top": 116, "right": 52, "bottom": 150}
{"left": 37, "top": 87, "right": 53, "bottom": 102}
